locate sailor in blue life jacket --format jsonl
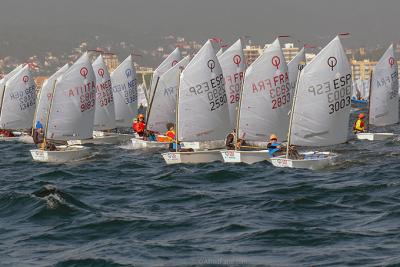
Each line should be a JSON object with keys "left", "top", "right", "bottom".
{"left": 267, "top": 134, "right": 283, "bottom": 157}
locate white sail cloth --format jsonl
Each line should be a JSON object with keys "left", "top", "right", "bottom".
{"left": 290, "top": 36, "right": 352, "bottom": 146}
{"left": 178, "top": 40, "right": 230, "bottom": 142}
{"left": 149, "top": 47, "right": 182, "bottom": 101}
{"left": 46, "top": 53, "right": 96, "bottom": 140}
{"left": 218, "top": 38, "right": 246, "bottom": 128}
{"left": 34, "top": 64, "right": 69, "bottom": 128}
{"left": 238, "top": 38, "right": 290, "bottom": 141}
{"left": 93, "top": 55, "right": 116, "bottom": 130}
{"left": 369, "top": 44, "right": 399, "bottom": 126}
{"left": 111, "top": 55, "right": 137, "bottom": 127}
{"left": 0, "top": 65, "right": 36, "bottom": 129}
{"left": 147, "top": 56, "right": 190, "bottom": 134}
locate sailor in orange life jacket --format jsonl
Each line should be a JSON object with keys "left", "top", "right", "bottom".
{"left": 165, "top": 123, "right": 176, "bottom": 142}
{"left": 133, "top": 114, "right": 146, "bottom": 137}
{"left": 353, "top": 113, "right": 366, "bottom": 133}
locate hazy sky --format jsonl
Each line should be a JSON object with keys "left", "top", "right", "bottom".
{"left": 0, "top": 0, "right": 399, "bottom": 56}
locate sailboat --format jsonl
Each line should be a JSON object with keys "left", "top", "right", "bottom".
{"left": 110, "top": 55, "right": 138, "bottom": 129}
{"left": 30, "top": 53, "right": 97, "bottom": 162}
{"left": 221, "top": 38, "right": 291, "bottom": 164}
{"left": 162, "top": 40, "right": 230, "bottom": 164}
{"left": 34, "top": 63, "right": 69, "bottom": 137}
{"left": 271, "top": 36, "right": 352, "bottom": 170}
{"left": 351, "top": 79, "right": 368, "bottom": 105}
{"left": 0, "top": 64, "right": 36, "bottom": 143}
{"left": 217, "top": 38, "right": 246, "bottom": 129}
{"left": 68, "top": 55, "right": 129, "bottom": 144}
{"left": 131, "top": 56, "right": 190, "bottom": 149}
{"left": 148, "top": 47, "right": 182, "bottom": 102}
{"left": 357, "top": 44, "right": 398, "bottom": 141}
{"left": 137, "top": 83, "right": 148, "bottom": 115}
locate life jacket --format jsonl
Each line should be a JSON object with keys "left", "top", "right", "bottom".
{"left": 133, "top": 121, "right": 146, "bottom": 133}
{"left": 268, "top": 142, "right": 281, "bottom": 157}
{"left": 353, "top": 119, "right": 365, "bottom": 132}
{"left": 165, "top": 130, "right": 176, "bottom": 141}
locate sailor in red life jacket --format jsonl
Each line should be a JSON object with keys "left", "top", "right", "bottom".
{"left": 353, "top": 113, "right": 366, "bottom": 133}
{"left": 133, "top": 114, "right": 146, "bottom": 137}
{"left": 165, "top": 123, "right": 176, "bottom": 141}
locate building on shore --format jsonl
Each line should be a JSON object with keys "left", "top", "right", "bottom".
{"left": 244, "top": 43, "right": 301, "bottom": 66}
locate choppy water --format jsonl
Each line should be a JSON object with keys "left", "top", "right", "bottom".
{"left": 2, "top": 110, "right": 400, "bottom": 267}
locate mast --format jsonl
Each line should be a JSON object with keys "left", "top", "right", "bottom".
{"left": 175, "top": 71, "right": 182, "bottom": 152}
{"left": 43, "top": 79, "right": 57, "bottom": 146}
{"left": 367, "top": 70, "right": 373, "bottom": 127}
{"left": 31, "top": 80, "right": 41, "bottom": 135}
{"left": 0, "top": 85, "right": 6, "bottom": 127}
{"left": 234, "top": 70, "right": 246, "bottom": 149}
{"left": 286, "top": 68, "right": 302, "bottom": 158}
{"left": 145, "top": 76, "right": 160, "bottom": 127}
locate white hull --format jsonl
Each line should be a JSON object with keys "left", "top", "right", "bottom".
{"left": 162, "top": 150, "right": 223, "bottom": 165}
{"left": 0, "top": 134, "right": 34, "bottom": 144}
{"left": 270, "top": 151, "right": 337, "bottom": 170}
{"left": 30, "top": 145, "right": 91, "bottom": 163}
{"left": 181, "top": 140, "right": 225, "bottom": 150}
{"left": 68, "top": 132, "right": 132, "bottom": 145}
{"left": 131, "top": 138, "right": 169, "bottom": 149}
{"left": 221, "top": 150, "right": 270, "bottom": 164}
{"left": 356, "top": 132, "right": 395, "bottom": 141}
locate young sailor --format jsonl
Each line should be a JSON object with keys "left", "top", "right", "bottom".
{"left": 133, "top": 114, "right": 146, "bottom": 137}
{"left": 165, "top": 123, "right": 176, "bottom": 142}
{"left": 353, "top": 113, "right": 366, "bottom": 133}
{"left": 267, "top": 134, "right": 283, "bottom": 157}
{"left": 32, "top": 121, "right": 45, "bottom": 149}
{"left": 225, "top": 129, "right": 236, "bottom": 150}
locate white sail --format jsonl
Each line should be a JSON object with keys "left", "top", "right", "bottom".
{"left": 218, "top": 38, "right": 246, "bottom": 128}
{"left": 0, "top": 64, "right": 24, "bottom": 111}
{"left": 290, "top": 36, "right": 352, "bottom": 146}
{"left": 137, "top": 83, "right": 148, "bottom": 108}
{"left": 0, "top": 65, "right": 36, "bottom": 129}
{"left": 111, "top": 55, "right": 137, "bottom": 127}
{"left": 369, "top": 44, "right": 398, "bottom": 126}
{"left": 147, "top": 56, "right": 190, "bottom": 133}
{"left": 34, "top": 64, "right": 68, "bottom": 128}
{"left": 238, "top": 38, "right": 290, "bottom": 141}
{"left": 288, "top": 48, "right": 306, "bottom": 106}
{"left": 178, "top": 40, "right": 230, "bottom": 142}
{"left": 216, "top": 48, "right": 224, "bottom": 57}
{"left": 93, "top": 55, "right": 116, "bottom": 130}
{"left": 362, "top": 80, "right": 370, "bottom": 99}
{"left": 149, "top": 47, "right": 182, "bottom": 100}
{"left": 46, "top": 53, "right": 96, "bottom": 140}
